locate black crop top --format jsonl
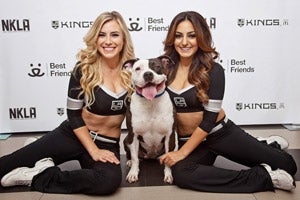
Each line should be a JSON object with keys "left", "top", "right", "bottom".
{"left": 166, "top": 62, "right": 225, "bottom": 134}
{"left": 86, "top": 85, "right": 127, "bottom": 115}
{"left": 166, "top": 85, "right": 204, "bottom": 113}
{"left": 66, "top": 65, "right": 127, "bottom": 130}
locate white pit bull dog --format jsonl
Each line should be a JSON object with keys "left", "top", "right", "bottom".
{"left": 123, "top": 55, "right": 176, "bottom": 184}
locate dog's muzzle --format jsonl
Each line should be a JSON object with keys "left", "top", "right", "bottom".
{"left": 143, "top": 71, "right": 154, "bottom": 82}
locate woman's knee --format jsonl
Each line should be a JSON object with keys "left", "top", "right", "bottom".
{"left": 172, "top": 163, "right": 191, "bottom": 188}
{"left": 271, "top": 152, "right": 297, "bottom": 176}
{"left": 283, "top": 154, "right": 297, "bottom": 176}
{"left": 92, "top": 169, "right": 122, "bottom": 195}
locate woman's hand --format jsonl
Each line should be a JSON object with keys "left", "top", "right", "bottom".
{"left": 90, "top": 149, "right": 120, "bottom": 165}
{"left": 72, "top": 127, "right": 120, "bottom": 165}
{"left": 159, "top": 150, "right": 186, "bottom": 167}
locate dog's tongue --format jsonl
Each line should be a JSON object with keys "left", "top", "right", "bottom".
{"left": 142, "top": 85, "right": 157, "bottom": 100}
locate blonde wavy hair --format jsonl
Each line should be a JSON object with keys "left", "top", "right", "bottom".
{"left": 74, "top": 11, "right": 135, "bottom": 107}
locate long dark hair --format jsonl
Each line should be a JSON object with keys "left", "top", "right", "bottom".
{"left": 163, "top": 11, "right": 219, "bottom": 103}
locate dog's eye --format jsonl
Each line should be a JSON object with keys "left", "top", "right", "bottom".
{"left": 152, "top": 65, "right": 163, "bottom": 74}
{"left": 135, "top": 67, "right": 141, "bottom": 71}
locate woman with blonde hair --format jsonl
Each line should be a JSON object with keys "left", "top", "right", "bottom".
{"left": 0, "top": 11, "right": 135, "bottom": 195}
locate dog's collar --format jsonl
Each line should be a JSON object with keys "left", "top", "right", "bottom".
{"left": 135, "top": 90, "right": 165, "bottom": 99}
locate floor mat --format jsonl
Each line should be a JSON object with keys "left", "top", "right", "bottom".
{"left": 1, "top": 149, "right": 299, "bottom": 193}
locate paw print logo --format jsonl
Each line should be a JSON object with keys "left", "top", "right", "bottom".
{"left": 28, "top": 63, "right": 45, "bottom": 77}
{"left": 128, "top": 18, "right": 142, "bottom": 31}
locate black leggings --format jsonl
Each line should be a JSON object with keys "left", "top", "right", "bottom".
{"left": 0, "top": 120, "right": 122, "bottom": 195}
{"left": 172, "top": 119, "right": 297, "bottom": 193}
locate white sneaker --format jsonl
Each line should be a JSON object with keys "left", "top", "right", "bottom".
{"left": 1, "top": 158, "right": 54, "bottom": 187}
{"left": 257, "top": 135, "right": 289, "bottom": 150}
{"left": 262, "top": 163, "right": 295, "bottom": 191}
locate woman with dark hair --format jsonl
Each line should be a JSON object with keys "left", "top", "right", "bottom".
{"left": 0, "top": 11, "right": 135, "bottom": 195}
{"left": 160, "top": 11, "right": 297, "bottom": 193}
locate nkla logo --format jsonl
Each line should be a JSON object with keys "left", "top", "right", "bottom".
{"left": 1, "top": 19, "right": 30, "bottom": 32}
{"left": 9, "top": 107, "right": 37, "bottom": 119}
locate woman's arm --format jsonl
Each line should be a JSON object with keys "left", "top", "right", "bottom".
{"left": 160, "top": 127, "right": 207, "bottom": 167}
{"left": 198, "top": 62, "right": 225, "bottom": 133}
{"left": 67, "top": 65, "right": 119, "bottom": 164}
{"left": 178, "top": 127, "right": 208, "bottom": 156}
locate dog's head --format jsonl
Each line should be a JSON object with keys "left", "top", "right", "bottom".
{"left": 123, "top": 55, "right": 174, "bottom": 101}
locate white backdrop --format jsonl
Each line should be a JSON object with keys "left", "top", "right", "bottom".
{"left": 0, "top": 0, "right": 299, "bottom": 133}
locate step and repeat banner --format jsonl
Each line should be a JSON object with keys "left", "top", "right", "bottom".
{"left": 1, "top": 0, "right": 299, "bottom": 133}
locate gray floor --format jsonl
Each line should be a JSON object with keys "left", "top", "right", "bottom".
{"left": 0, "top": 125, "right": 300, "bottom": 200}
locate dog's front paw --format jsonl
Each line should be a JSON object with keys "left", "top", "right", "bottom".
{"left": 164, "top": 174, "right": 173, "bottom": 184}
{"left": 164, "top": 167, "right": 173, "bottom": 184}
{"left": 126, "top": 160, "right": 132, "bottom": 167}
{"left": 126, "top": 168, "right": 140, "bottom": 183}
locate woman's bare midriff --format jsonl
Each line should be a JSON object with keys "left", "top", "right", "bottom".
{"left": 81, "top": 108, "right": 125, "bottom": 138}
{"left": 176, "top": 109, "right": 225, "bottom": 137}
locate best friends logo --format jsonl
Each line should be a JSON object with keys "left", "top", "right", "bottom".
{"left": 127, "top": 17, "right": 169, "bottom": 32}
{"left": 127, "top": 16, "right": 216, "bottom": 32}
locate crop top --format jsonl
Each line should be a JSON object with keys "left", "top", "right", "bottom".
{"left": 166, "top": 62, "right": 225, "bottom": 134}
{"left": 66, "top": 65, "right": 128, "bottom": 130}
{"left": 166, "top": 85, "right": 204, "bottom": 113}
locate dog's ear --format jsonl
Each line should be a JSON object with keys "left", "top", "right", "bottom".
{"left": 158, "top": 55, "right": 175, "bottom": 68}
{"left": 122, "top": 58, "right": 139, "bottom": 71}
